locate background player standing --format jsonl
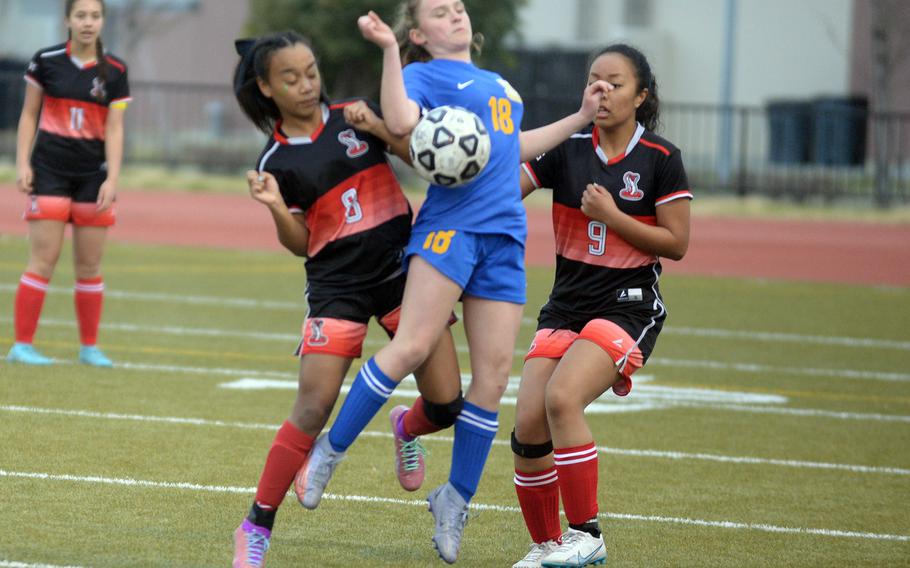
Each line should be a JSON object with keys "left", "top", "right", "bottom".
{"left": 297, "top": 1, "right": 611, "bottom": 563}
{"left": 8, "top": 0, "right": 130, "bottom": 368}
{"left": 230, "top": 31, "right": 462, "bottom": 568}
{"left": 511, "top": 44, "right": 693, "bottom": 568}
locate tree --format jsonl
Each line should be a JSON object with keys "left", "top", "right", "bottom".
{"left": 244, "top": 0, "right": 527, "bottom": 99}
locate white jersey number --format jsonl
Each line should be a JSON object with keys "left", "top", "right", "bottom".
{"left": 70, "top": 107, "right": 85, "bottom": 131}
{"left": 342, "top": 188, "right": 363, "bottom": 224}
{"left": 588, "top": 221, "right": 607, "bottom": 256}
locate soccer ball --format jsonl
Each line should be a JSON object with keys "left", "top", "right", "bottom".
{"left": 409, "top": 105, "right": 491, "bottom": 188}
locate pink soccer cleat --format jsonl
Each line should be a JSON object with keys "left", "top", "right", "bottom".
{"left": 390, "top": 405, "right": 427, "bottom": 491}
{"left": 233, "top": 519, "right": 270, "bottom": 568}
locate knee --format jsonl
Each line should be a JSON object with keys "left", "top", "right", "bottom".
{"left": 544, "top": 385, "right": 581, "bottom": 424}
{"left": 513, "top": 402, "right": 548, "bottom": 442}
{"left": 74, "top": 261, "right": 102, "bottom": 280}
{"left": 392, "top": 338, "right": 435, "bottom": 371}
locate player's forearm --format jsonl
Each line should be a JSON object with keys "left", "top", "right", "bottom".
{"left": 380, "top": 46, "right": 420, "bottom": 137}
{"left": 519, "top": 111, "right": 589, "bottom": 162}
{"left": 104, "top": 122, "right": 124, "bottom": 181}
{"left": 597, "top": 211, "right": 689, "bottom": 261}
{"left": 15, "top": 112, "right": 38, "bottom": 168}
{"left": 269, "top": 205, "right": 309, "bottom": 256}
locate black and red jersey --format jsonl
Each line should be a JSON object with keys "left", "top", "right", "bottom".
{"left": 256, "top": 99, "right": 413, "bottom": 292}
{"left": 25, "top": 41, "right": 131, "bottom": 176}
{"left": 523, "top": 123, "right": 693, "bottom": 322}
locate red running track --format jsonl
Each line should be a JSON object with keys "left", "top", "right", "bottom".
{"left": 2, "top": 187, "right": 908, "bottom": 287}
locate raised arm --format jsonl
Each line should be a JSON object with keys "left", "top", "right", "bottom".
{"left": 247, "top": 170, "right": 310, "bottom": 257}
{"left": 358, "top": 11, "right": 421, "bottom": 136}
{"left": 343, "top": 100, "right": 412, "bottom": 164}
{"left": 518, "top": 80, "right": 613, "bottom": 162}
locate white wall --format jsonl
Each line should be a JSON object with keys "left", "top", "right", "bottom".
{"left": 517, "top": 0, "right": 853, "bottom": 107}
{"left": 0, "top": 0, "right": 62, "bottom": 60}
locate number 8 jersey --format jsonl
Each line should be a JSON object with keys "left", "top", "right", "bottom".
{"left": 255, "top": 99, "right": 413, "bottom": 292}
{"left": 25, "top": 41, "right": 131, "bottom": 176}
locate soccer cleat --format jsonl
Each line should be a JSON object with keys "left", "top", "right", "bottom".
{"left": 79, "top": 345, "right": 113, "bottom": 368}
{"left": 390, "top": 405, "right": 427, "bottom": 491}
{"left": 513, "top": 540, "right": 560, "bottom": 568}
{"left": 6, "top": 343, "right": 53, "bottom": 365}
{"left": 541, "top": 528, "right": 607, "bottom": 567}
{"left": 233, "top": 519, "right": 271, "bottom": 568}
{"left": 427, "top": 482, "right": 469, "bottom": 564}
{"left": 294, "top": 433, "right": 344, "bottom": 509}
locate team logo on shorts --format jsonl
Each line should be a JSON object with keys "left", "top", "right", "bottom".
{"left": 307, "top": 319, "right": 329, "bottom": 347}
{"left": 90, "top": 77, "right": 106, "bottom": 101}
{"left": 619, "top": 171, "right": 644, "bottom": 201}
{"left": 338, "top": 129, "right": 369, "bottom": 158}
{"left": 29, "top": 196, "right": 40, "bottom": 214}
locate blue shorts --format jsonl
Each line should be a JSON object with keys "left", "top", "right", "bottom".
{"left": 406, "top": 230, "right": 526, "bottom": 304}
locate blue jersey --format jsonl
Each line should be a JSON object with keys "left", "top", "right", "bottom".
{"left": 403, "top": 59, "right": 526, "bottom": 242}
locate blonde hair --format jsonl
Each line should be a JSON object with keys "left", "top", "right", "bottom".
{"left": 393, "top": 0, "right": 484, "bottom": 65}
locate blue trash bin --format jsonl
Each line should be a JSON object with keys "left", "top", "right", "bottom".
{"left": 812, "top": 96, "right": 868, "bottom": 166}
{"left": 767, "top": 100, "right": 812, "bottom": 165}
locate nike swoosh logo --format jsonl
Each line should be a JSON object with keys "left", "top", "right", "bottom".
{"left": 457, "top": 80, "right": 475, "bottom": 90}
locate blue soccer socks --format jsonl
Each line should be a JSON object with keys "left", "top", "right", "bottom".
{"left": 449, "top": 401, "right": 499, "bottom": 502}
{"left": 328, "top": 357, "right": 398, "bottom": 452}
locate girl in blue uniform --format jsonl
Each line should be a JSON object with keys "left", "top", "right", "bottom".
{"left": 297, "top": 1, "right": 612, "bottom": 563}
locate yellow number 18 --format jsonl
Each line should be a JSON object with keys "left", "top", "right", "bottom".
{"left": 488, "top": 97, "right": 514, "bottom": 134}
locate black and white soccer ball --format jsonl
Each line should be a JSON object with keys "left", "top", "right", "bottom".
{"left": 409, "top": 105, "right": 491, "bottom": 188}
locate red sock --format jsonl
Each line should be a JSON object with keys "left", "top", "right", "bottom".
{"left": 515, "top": 466, "right": 562, "bottom": 543}
{"left": 402, "top": 396, "right": 441, "bottom": 437}
{"left": 75, "top": 277, "right": 104, "bottom": 346}
{"left": 14, "top": 272, "right": 50, "bottom": 344}
{"left": 554, "top": 443, "right": 599, "bottom": 525}
{"left": 254, "top": 420, "right": 314, "bottom": 509}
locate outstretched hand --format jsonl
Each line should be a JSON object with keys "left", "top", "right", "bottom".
{"left": 358, "top": 11, "right": 397, "bottom": 49}
{"left": 246, "top": 170, "right": 282, "bottom": 208}
{"left": 579, "top": 80, "right": 614, "bottom": 122}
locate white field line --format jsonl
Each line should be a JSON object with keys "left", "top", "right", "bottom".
{"left": 3, "top": 405, "right": 908, "bottom": 476}
{"left": 1, "top": 286, "right": 907, "bottom": 351}
{"left": 19, "top": 357, "right": 910, "bottom": 422}
{"left": 8, "top": 316, "right": 909, "bottom": 383}
{"left": 0, "top": 562, "right": 87, "bottom": 568}
{"left": 1, "top": 469, "right": 907, "bottom": 543}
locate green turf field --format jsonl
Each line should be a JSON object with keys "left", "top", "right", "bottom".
{"left": 1, "top": 234, "right": 908, "bottom": 567}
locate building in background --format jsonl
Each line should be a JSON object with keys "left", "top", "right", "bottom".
{"left": 1, "top": 0, "right": 907, "bottom": 202}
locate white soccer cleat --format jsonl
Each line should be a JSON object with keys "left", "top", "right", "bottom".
{"left": 541, "top": 528, "right": 607, "bottom": 567}
{"left": 294, "top": 433, "right": 345, "bottom": 509}
{"left": 427, "top": 482, "right": 469, "bottom": 564}
{"left": 513, "top": 540, "right": 559, "bottom": 568}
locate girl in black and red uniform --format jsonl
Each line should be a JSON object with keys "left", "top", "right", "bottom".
{"left": 510, "top": 44, "right": 693, "bottom": 568}
{"left": 8, "top": 0, "right": 130, "bottom": 367}
{"left": 230, "top": 32, "right": 463, "bottom": 568}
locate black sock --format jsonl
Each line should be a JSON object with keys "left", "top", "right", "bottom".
{"left": 247, "top": 502, "right": 277, "bottom": 532}
{"left": 569, "top": 519, "right": 601, "bottom": 539}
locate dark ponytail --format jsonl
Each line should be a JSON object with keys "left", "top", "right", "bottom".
{"left": 233, "top": 31, "right": 328, "bottom": 135}
{"left": 66, "top": 0, "right": 108, "bottom": 102}
{"left": 589, "top": 43, "right": 660, "bottom": 132}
